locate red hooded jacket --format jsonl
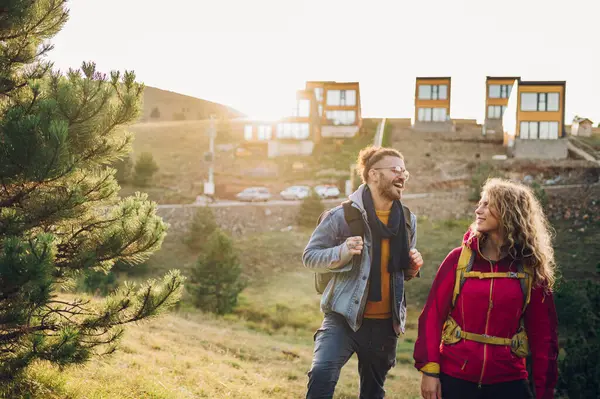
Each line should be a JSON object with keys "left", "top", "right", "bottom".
{"left": 413, "top": 230, "right": 558, "bottom": 398}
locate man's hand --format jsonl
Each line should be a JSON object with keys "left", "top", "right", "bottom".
{"left": 421, "top": 374, "right": 442, "bottom": 399}
{"left": 331, "top": 236, "right": 363, "bottom": 269}
{"left": 409, "top": 248, "right": 423, "bottom": 271}
{"left": 345, "top": 236, "right": 363, "bottom": 256}
{"left": 405, "top": 248, "right": 423, "bottom": 279}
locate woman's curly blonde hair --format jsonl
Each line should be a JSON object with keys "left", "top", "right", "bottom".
{"left": 471, "top": 178, "right": 556, "bottom": 290}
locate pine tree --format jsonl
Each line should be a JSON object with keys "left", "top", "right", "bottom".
{"left": 297, "top": 191, "right": 325, "bottom": 227}
{"left": 0, "top": 1, "right": 184, "bottom": 380}
{"left": 189, "top": 230, "right": 246, "bottom": 315}
{"left": 133, "top": 152, "right": 159, "bottom": 187}
{"left": 113, "top": 154, "right": 134, "bottom": 184}
{"left": 185, "top": 206, "right": 218, "bottom": 250}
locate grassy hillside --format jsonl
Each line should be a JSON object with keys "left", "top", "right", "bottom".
{"left": 140, "top": 86, "right": 244, "bottom": 123}
{"left": 15, "top": 216, "right": 473, "bottom": 399}
{"left": 11, "top": 198, "right": 598, "bottom": 398}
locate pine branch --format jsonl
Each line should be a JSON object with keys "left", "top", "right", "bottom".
{"left": 0, "top": 1, "right": 184, "bottom": 380}
{"left": 0, "top": 324, "right": 58, "bottom": 342}
{"left": 0, "top": 0, "right": 68, "bottom": 41}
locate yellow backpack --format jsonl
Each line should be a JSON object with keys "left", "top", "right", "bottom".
{"left": 441, "top": 243, "right": 533, "bottom": 358}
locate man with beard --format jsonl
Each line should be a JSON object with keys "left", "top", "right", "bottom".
{"left": 303, "top": 146, "right": 424, "bottom": 399}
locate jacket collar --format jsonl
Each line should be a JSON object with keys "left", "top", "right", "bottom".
{"left": 463, "top": 228, "right": 522, "bottom": 263}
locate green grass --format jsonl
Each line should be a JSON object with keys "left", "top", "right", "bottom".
{"left": 405, "top": 217, "right": 472, "bottom": 306}
{"left": 14, "top": 213, "right": 595, "bottom": 398}
{"left": 578, "top": 135, "right": 600, "bottom": 151}
{"left": 15, "top": 215, "right": 467, "bottom": 399}
{"left": 553, "top": 219, "right": 600, "bottom": 281}
{"left": 382, "top": 121, "right": 393, "bottom": 148}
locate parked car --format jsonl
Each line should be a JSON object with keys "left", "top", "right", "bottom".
{"left": 280, "top": 185, "right": 311, "bottom": 201}
{"left": 314, "top": 185, "right": 341, "bottom": 199}
{"left": 235, "top": 187, "right": 271, "bottom": 202}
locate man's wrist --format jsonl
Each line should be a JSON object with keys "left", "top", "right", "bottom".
{"left": 329, "top": 243, "right": 352, "bottom": 270}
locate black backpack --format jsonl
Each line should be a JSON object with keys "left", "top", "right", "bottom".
{"left": 314, "top": 200, "right": 411, "bottom": 294}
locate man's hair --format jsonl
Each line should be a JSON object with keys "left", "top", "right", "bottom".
{"left": 356, "top": 146, "right": 404, "bottom": 184}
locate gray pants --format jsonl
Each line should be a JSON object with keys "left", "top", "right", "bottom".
{"left": 307, "top": 312, "right": 398, "bottom": 399}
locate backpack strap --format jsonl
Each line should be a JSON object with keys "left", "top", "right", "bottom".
{"left": 444, "top": 246, "right": 535, "bottom": 360}
{"left": 316, "top": 210, "right": 330, "bottom": 226}
{"left": 463, "top": 271, "right": 528, "bottom": 279}
{"left": 452, "top": 244, "right": 475, "bottom": 308}
{"left": 342, "top": 200, "right": 364, "bottom": 238}
{"left": 452, "top": 247, "right": 533, "bottom": 313}
{"left": 517, "top": 262, "right": 534, "bottom": 312}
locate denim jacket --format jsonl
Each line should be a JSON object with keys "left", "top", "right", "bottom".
{"left": 302, "top": 184, "right": 417, "bottom": 334}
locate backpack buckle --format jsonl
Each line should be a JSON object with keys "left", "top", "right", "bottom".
{"left": 508, "top": 272, "right": 519, "bottom": 278}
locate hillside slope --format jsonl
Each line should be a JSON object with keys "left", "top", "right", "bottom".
{"left": 140, "top": 86, "right": 245, "bottom": 122}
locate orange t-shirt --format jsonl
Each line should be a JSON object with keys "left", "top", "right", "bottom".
{"left": 364, "top": 210, "right": 392, "bottom": 319}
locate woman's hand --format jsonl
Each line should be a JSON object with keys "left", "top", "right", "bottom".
{"left": 421, "top": 374, "right": 442, "bottom": 399}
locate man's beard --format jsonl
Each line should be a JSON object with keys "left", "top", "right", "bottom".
{"left": 377, "top": 176, "right": 402, "bottom": 201}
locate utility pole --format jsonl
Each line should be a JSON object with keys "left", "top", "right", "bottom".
{"left": 203, "top": 114, "right": 216, "bottom": 200}
{"left": 347, "top": 164, "right": 356, "bottom": 196}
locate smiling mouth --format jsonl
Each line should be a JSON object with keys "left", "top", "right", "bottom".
{"left": 393, "top": 182, "right": 404, "bottom": 189}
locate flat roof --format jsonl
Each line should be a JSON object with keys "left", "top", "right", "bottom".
{"left": 416, "top": 76, "right": 451, "bottom": 80}
{"left": 324, "top": 81, "right": 360, "bottom": 85}
{"left": 518, "top": 80, "right": 566, "bottom": 86}
{"left": 306, "top": 81, "right": 359, "bottom": 85}
{"left": 486, "top": 76, "right": 520, "bottom": 80}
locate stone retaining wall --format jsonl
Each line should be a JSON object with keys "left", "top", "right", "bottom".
{"left": 157, "top": 191, "right": 474, "bottom": 236}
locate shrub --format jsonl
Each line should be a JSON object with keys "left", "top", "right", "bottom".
{"left": 188, "top": 229, "right": 246, "bottom": 315}
{"left": 133, "top": 152, "right": 159, "bottom": 187}
{"left": 186, "top": 206, "right": 218, "bottom": 250}
{"left": 150, "top": 107, "right": 160, "bottom": 119}
{"left": 530, "top": 182, "right": 549, "bottom": 210}
{"left": 113, "top": 154, "right": 133, "bottom": 184}
{"left": 77, "top": 269, "right": 118, "bottom": 296}
{"left": 555, "top": 272, "right": 600, "bottom": 399}
{"left": 297, "top": 191, "right": 325, "bottom": 227}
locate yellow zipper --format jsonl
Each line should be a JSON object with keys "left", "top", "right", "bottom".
{"left": 478, "top": 259, "right": 495, "bottom": 387}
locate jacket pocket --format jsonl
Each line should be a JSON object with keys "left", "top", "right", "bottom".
{"left": 313, "top": 312, "right": 346, "bottom": 341}
{"left": 441, "top": 343, "right": 470, "bottom": 372}
{"left": 373, "top": 325, "right": 399, "bottom": 368}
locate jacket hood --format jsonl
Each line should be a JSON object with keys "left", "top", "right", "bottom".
{"left": 464, "top": 228, "right": 526, "bottom": 261}
{"left": 348, "top": 184, "right": 367, "bottom": 212}
{"left": 463, "top": 227, "right": 479, "bottom": 251}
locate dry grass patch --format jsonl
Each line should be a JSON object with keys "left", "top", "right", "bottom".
{"left": 26, "top": 312, "right": 422, "bottom": 398}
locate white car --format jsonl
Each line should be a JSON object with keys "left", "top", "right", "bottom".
{"left": 236, "top": 187, "right": 271, "bottom": 202}
{"left": 280, "top": 185, "right": 311, "bottom": 201}
{"left": 314, "top": 185, "right": 341, "bottom": 199}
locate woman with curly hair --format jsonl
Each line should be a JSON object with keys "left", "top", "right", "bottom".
{"left": 413, "top": 178, "right": 558, "bottom": 399}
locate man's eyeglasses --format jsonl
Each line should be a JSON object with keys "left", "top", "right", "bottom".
{"left": 373, "top": 166, "right": 410, "bottom": 179}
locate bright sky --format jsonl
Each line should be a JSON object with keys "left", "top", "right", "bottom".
{"left": 50, "top": 0, "right": 599, "bottom": 123}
